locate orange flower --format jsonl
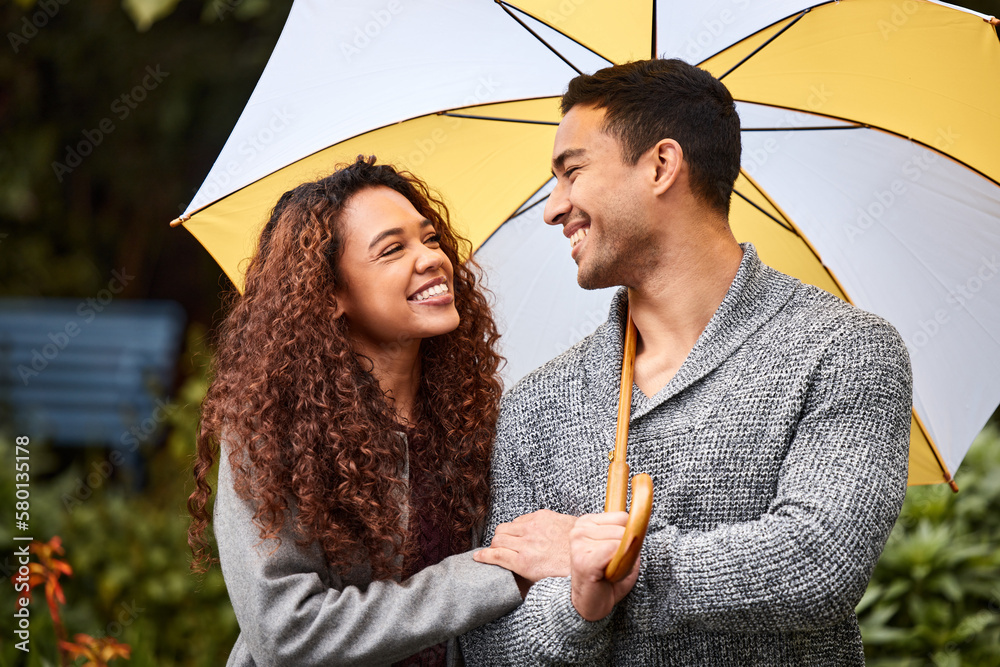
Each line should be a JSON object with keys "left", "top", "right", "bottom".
{"left": 60, "top": 634, "right": 132, "bottom": 667}
{"left": 9, "top": 536, "right": 74, "bottom": 654}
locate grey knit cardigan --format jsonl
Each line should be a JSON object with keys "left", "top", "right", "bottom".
{"left": 461, "top": 243, "right": 912, "bottom": 665}
{"left": 214, "top": 431, "right": 522, "bottom": 666}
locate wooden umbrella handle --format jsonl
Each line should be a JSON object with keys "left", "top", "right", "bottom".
{"left": 603, "top": 305, "right": 653, "bottom": 582}
{"left": 604, "top": 473, "right": 653, "bottom": 582}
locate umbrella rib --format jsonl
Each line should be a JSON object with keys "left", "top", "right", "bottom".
{"left": 741, "top": 126, "right": 861, "bottom": 132}
{"left": 718, "top": 9, "right": 811, "bottom": 82}
{"left": 651, "top": 0, "right": 657, "bottom": 59}
{"left": 506, "top": 193, "right": 550, "bottom": 221}
{"left": 739, "top": 102, "right": 1000, "bottom": 192}
{"left": 496, "top": 1, "right": 584, "bottom": 75}
{"left": 441, "top": 112, "right": 559, "bottom": 126}
{"left": 474, "top": 179, "right": 554, "bottom": 254}
{"left": 732, "top": 188, "right": 794, "bottom": 232}
{"left": 496, "top": 2, "right": 614, "bottom": 67}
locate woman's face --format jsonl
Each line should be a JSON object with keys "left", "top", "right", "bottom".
{"left": 334, "top": 186, "right": 460, "bottom": 355}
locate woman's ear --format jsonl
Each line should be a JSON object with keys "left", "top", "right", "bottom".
{"left": 331, "top": 294, "right": 346, "bottom": 320}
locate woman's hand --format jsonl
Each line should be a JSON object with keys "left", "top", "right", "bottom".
{"left": 569, "top": 512, "right": 640, "bottom": 621}
{"left": 473, "top": 510, "right": 576, "bottom": 593}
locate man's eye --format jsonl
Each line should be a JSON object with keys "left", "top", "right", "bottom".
{"left": 564, "top": 167, "right": 579, "bottom": 179}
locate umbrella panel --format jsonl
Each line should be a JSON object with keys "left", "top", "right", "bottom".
{"left": 184, "top": 99, "right": 561, "bottom": 291}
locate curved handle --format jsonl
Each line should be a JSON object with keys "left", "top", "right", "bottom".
{"left": 603, "top": 473, "right": 653, "bottom": 582}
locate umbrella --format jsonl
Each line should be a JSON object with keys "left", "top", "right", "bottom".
{"left": 171, "top": 0, "right": 1000, "bottom": 489}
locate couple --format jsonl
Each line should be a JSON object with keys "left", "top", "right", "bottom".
{"left": 187, "top": 59, "right": 912, "bottom": 666}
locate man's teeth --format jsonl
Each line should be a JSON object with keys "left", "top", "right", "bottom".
{"left": 570, "top": 227, "right": 589, "bottom": 248}
{"left": 411, "top": 283, "right": 449, "bottom": 302}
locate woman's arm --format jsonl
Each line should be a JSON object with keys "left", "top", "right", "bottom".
{"left": 214, "top": 447, "right": 523, "bottom": 667}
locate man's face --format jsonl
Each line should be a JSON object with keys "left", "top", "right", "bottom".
{"left": 543, "top": 104, "right": 656, "bottom": 290}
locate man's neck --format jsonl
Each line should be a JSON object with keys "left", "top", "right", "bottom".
{"left": 627, "top": 233, "right": 744, "bottom": 398}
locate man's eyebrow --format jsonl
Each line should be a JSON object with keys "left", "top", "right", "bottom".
{"left": 367, "top": 219, "right": 434, "bottom": 251}
{"left": 551, "top": 148, "right": 586, "bottom": 176}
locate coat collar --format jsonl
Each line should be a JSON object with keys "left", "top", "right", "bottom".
{"left": 582, "top": 243, "right": 798, "bottom": 434}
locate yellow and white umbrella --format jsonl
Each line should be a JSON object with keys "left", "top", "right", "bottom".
{"left": 172, "top": 0, "right": 1000, "bottom": 489}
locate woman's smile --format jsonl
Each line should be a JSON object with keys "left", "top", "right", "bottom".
{"left": 408, "top": 276, "right": 453, "bottom": 304}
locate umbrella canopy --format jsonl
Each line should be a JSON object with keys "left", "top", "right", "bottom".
{"left": 172, "top": 0, "right": 1000, "bottom": 488}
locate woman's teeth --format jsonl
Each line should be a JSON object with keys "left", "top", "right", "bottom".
{"left": 411, "top": 283, "right": 449, "bottom": 302}
{"left": 570, "top": 227, "right": 589, "bottom": 248}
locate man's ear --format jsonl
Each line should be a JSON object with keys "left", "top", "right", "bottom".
{"left": 651, "top": 139, "right": 683, "bottom": 197}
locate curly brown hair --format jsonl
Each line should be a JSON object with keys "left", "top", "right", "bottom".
{"left": 187, "top": 156, "right": 504, "bottom": 579}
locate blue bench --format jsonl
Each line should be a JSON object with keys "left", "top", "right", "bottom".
{"left": 0, "top": 299, "right": 186, "bottom": 478}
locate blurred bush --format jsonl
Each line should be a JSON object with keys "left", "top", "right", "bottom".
{"left": 0, "top": 324, "right": 237, "bottom": 666}
{"left": 860, "top": 425, "right": 1000, "bottom": 666}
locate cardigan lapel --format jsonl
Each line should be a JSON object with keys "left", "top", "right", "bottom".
{"left": 583, "top": 243, "right": 799, "bottom": 426}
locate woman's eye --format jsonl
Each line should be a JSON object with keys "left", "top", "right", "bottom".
{"left": 381, "top": 244, "right": 403, "bottom": 257}
{"left": 426, "top": 233, "right": 442, "bottom": 245}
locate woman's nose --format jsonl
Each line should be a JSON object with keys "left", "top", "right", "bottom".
{"left": 415, "top": 243, "right": 444, "bottom": 272}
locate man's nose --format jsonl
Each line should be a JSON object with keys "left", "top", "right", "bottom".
{"left": 543, "top": 182, "right": 571, "bottom": 226}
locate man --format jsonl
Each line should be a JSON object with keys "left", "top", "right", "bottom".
{"left": 461, "top": 59, "right": 911, "bottom": 665}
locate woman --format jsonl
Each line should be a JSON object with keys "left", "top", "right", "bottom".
{"left": 187, "top": 156, "right": 528, "bottom": 666}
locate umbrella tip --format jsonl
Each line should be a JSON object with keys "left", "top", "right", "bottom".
{"left": 170, "top": 214, "right": 191, "bottom": 227}
{"left": 986, "top": 16, "right": 999, "bottom": 26}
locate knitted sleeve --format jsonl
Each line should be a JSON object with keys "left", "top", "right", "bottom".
{"left": 460, "top": 392, "right": 613, "bottom": 665}
{"left": 628, "top": 320, "right": 912, "bottom": 634}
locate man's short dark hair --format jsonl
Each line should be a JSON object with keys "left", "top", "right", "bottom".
{"left": 560, "top": 59, "right": 741, "bottom": 215}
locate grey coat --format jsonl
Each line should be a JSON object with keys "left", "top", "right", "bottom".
{"left": 461, "top": 244, "right": 912, "bottom": 665}
{"left": 214, "top": 431, "right": 522, "bottom": 666}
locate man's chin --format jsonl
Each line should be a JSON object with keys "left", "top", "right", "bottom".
{"left": 576, "top": 267, "right": 620, "bottom": 291}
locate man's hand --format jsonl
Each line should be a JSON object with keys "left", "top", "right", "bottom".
{"left": 569, "top": 512, "right": 640, "bottom": 622}
{"left": 473, "top": 510, "right": 575, "bottom": 591}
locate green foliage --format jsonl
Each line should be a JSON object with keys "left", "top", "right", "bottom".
{"left": 860, "top": 426, "right": 1000, "bottom": 666}
{"left": 0, "top": 325, "right": 235, "bottom": 667}
{"left": 0, "top": 0, "right": 292, "bottom": 310}
{"left": 122, "top": 0, "right": 185, "bottom": 32}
